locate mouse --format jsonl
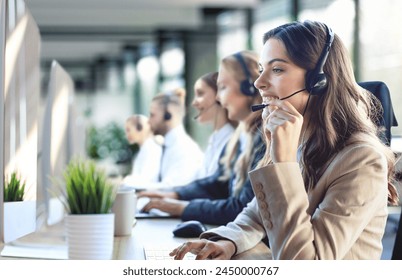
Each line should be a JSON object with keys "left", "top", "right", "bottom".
{"left": 172, "top": 220, "right": 207, "bottom": 238}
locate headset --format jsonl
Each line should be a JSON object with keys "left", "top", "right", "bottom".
{"left": 135, "top": 115, "right": 143, "bottom": 131}
{"left": 250, "top": 22, "right": 335, "bottom": 113}
{"left": 304, "top": 23, "right": 335, "bottom": 96}
{"left": 162, "top": 94, "right": 172, "bottom": 121}
{"left": 233, "top": 52, "right": 257, "bottom": 96}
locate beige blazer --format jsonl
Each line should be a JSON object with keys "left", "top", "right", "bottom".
{"left": 201, "top": 138, "right": 389, "bottom": 259}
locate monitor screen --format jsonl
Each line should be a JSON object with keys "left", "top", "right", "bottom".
{"left": 0, "top": 0, "right": 6, "bottom": 243}
{"left": 1, "top": 0, "right": 41, "bottom": 243}
{"left": 38, "top": 60, "right": 75, "bottom": 226}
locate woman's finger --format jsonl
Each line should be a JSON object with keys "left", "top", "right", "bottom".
{"left": 141, "top": 199, "right": 159, "bottom": 212}
{"left": 172, "top": 241, "right": 205, "bottom": 260}
{"left": 194, "top": 243, "right": 216, "bottom": 260}
{"left": 269, "top": 98, "right": 301, "bottom": 116}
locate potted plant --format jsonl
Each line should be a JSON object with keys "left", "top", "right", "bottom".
{"left": 4, "top": 172, "right": 26, "bottom": 202}
{"left": 57, "top": 158, "right": 117, "bottom": 260}
{"left": 3, "top": 172, "right": 36, "bottom": 243}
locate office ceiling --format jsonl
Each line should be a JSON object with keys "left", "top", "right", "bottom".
{"left": 25, "top": 0, "right": 259, "bottom": 64}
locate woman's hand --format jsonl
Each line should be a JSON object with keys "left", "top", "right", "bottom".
{"left": 170, "top": 239, "right": 236, "bottom": 260}
{"left": 137, "top": 190, "right": 179, "bottom": 199}
{"left": 141, "top": 198, "right": 189, "bottom": 217}
{"left": 263, "top": 99, "right": 303, "bottom": 163}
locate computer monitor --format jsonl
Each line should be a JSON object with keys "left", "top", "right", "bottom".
{"left": 38, "top": 60, "right": 75, "bottom": 226}
{"left": 1, "top": 0, "right": 41, "bottom": 243}
{"left": 0, "top": 0, "right": 6, "bottom": 243}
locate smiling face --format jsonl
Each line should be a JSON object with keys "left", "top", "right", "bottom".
{"left": 216, "top": 65, "right": 252, "bottom": 122}
{"left": 191, "top": 78, "right": 218, "bottom": 123}
{"left": 254, "top": 38, "right": 309, "bottom": 119}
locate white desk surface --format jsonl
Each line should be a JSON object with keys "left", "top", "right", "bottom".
{"left": 0, "top": 217, "right": 271, "bottom": 260}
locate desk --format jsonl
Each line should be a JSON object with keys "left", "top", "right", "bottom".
{"left": 0, "top": 218, "right": 271, "bottom": 260}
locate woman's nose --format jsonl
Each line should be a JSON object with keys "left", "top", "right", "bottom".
{"left": 215, "top": 93, "right": 222, "bottom": 104}
{"left": 254, "top": 75, "right": 266, "bottom": 92}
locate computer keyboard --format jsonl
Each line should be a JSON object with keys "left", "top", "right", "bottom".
{"left": 143, "top": 246, "right": 196, "bottom": 260}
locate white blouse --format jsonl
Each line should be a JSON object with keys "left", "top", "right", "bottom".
{"left": 123, "top": 137, "right": 162, "bottom": 187}
{"left": 131, "top": 137, "right": 162, "bottom": 182}
{"left": 197, "top": 123, "right": 235, "bottom": 179}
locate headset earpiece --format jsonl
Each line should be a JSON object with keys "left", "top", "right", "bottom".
{"left": 163, "top": 111, "right": 172, "bottom": 121}
{"left": 162, "top": 95, "right": 172, "bottom": 121}
{"left": 135, "top": 115, "right": 143, "bottom": 131}
{"left": 234, "top": 52, "right": 257, "bottom": 97}
{"left": 305, "top": 23, "right": 334, "bottom": 96}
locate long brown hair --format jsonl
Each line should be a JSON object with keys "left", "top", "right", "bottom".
{"left": 200, "top": 72, "right": 218, "bottom": 92}
{"left": 261, "top": 20, "right": 398, "bottom": 205}
{"left": 219, "top": 51, "right": 263, "bottom": 194}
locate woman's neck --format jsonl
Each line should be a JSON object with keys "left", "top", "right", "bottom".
{"left": 137, "top": 131, "right": 153, "bottom": 146}
{"left": 213, "top": 110, "right": 230, "bottom": 131}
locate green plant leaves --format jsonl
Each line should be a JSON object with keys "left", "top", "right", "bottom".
{"left": 4, "top": 172, "right": 25, "bottom": 202}
{"left": 63, "top": 158, "right": 116, "bottom": 214}
{"left": 86, "top": 122, "right": 137, "bottom": 164}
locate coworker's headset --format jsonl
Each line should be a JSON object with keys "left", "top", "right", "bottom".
{"left": 233, "top": 52, "right": 258, "bottom": 96}
{"left": 162, "top": 94, "right": 172, "bottom": 121}
{"left": 305, "top": 23, "right": 335, "bottom": 96}
{"left": 135, "top": 115, "right": 143, "bottom": 131}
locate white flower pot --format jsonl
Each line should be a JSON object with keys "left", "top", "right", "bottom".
{"left": 3, "top": 201, "right": 36, "bottom": 243}
{"left": 65, "top": 213, "right": 114, "bottom": 260}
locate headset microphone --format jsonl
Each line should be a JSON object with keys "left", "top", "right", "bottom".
{"left": 251, "top": 23, "right": 334, "bottom": 113}
{"left": 250, "top": 88, "right": 306, "bottom": 112}
{"left": 193, "top": 101, "right": 220, "bottom": 119}
{"left": 251, "top": 104, "right": 267, "bottom": 112}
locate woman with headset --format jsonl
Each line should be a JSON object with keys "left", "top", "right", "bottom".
{"left": 192, "top": 71, "right": 236, "bottom": 179}
{"left": 123, "top": 114, "right": 162, "bottom": 185}
{"left": 139, "top": 50, "right": 266, "bottom": 226}
{"left": 170, "top": 20, "right": 399, "bottom": 260}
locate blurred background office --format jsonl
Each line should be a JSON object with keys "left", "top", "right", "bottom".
{"left": 17, "top": 0, "right": 402, "bottom": 176}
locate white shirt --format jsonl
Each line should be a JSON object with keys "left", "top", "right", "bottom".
{"left": 132, "top": 137, "right": 162, "bottom": 181}
{"left": 123, "top": 137, "right": 162, "bottom": 187}
{"left": 142, "top": 124, "right": 204, "bottom": 190}
{"left": 197, "top": 123, "right": 235, "bottom": 179}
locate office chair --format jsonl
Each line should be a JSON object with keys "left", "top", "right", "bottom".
{"left": 358, "top": 82, "right": 401, "bottom": 260}
{"left": 391, "top": 209, "right": 402, "bottom": 260}
{"left": 358, "top": 81, "right": 398, "bottom": 146}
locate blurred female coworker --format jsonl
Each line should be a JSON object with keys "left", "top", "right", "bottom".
{"left": 192, "top": 71, "right": 235, "bottom": 178}
{"left": 170, "top": 20, "right": 399, "bottom": 260}
{"left": 139, "top": 50, "right": 265, "bottom": 225}
{"left": 123, "top": 114, "right": 162, "bottom": 184}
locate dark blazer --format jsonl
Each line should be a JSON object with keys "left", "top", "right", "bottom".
{"left": 175, "top": 133, "right": 265, "bottom": 225}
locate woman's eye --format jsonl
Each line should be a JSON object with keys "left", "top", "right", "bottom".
{"left": 258, "top": 64, "right": 264, "bottom": 74}
{"left": 273, "top": 68, "right": 283, "bottom": 73}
